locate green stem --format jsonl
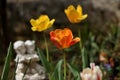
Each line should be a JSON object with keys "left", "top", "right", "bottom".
{"left": 63, "top": 51, "right": 66, "bottom": 80}
{"left": 90, "top": 51, "right": 94, "bottom": 63}
{"left": 81, "top": 48, "right": 87, "bottom": 69}
{"left": 43, "top": 33, "right": 51, "bottom": 80}
{"left": 78, "top": 30, "right": 87, "bottom": 69}
{"left": 43, "top": 33, "right": 49, "bottom": 62}
{"left": 48, "top": 73, "right": 51, "bottom": 80}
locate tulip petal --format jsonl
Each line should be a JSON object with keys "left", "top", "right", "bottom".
{"left": 47, "top": 19, "right": 55, "bottom": 28}
{"left": 64, "top": 5, "right": 75, "bottom": 14}
{"left": 30, "top": 19, "right": 37, "bottom": 27}
{"left": 50, "top": 31, "right": 62, "bottom": 49}
{"left": 60, "top": 36, "right": 70, "bottom": 48}
{"left": 38, "top": 15, "right": 49, "bottom": 22}
{"left": 50, "top": 37, "right": 62, "bottom": 49}
{"left": 70, "top": 37, "right": 80, "bottom": 46}
{"left": 78, "top": 14, "right": 88, "bottom": 21}
{"left": 65, "top": 10, "right": 79, "bottom": 23}
{"left": 54, "top": 29, "right": 65, "bottom": 40}
{"left": 81, "top": 63, "right": 103, "bottom": 80}
{"left": 77, "top": 5, "right": 82, "bottom": 16}
{"left": 31, "top": 27, "right": 37, "bottom": 31}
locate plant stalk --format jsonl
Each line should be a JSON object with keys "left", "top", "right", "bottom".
{"left": 43, "top": 33, "right": 49, "bottom": 62}
{"left": 63, "top": 52, "right": 66, "bottom": 80}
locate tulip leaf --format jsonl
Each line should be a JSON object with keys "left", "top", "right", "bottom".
{"left": 67, "top": 63, "right": 81, "bottom": 80}
{"left": 1, "top": 42, "right": 12, "bottom": 80}
{"left": 37, "top": 48, "right": 51, "bottom": 72}
{"left": 51, "top": 59, "right": 63, "bottom": 80}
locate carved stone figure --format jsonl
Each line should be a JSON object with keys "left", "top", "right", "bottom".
{"left": 14, "top": 40, "right": 46, "bottom": 80}
{"left": 14, "top": 40, "right": 26, "bottom": 62}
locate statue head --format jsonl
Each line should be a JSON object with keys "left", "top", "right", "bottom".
{"left": 13, "top": 40, "right": 26, "bottom": 54}
{"left": 25, "top": 40, "right": 35, "bottom": 54}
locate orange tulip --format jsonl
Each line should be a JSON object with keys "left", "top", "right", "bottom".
{"left": 50, "top": 28, "right": 80, "bottom": 49}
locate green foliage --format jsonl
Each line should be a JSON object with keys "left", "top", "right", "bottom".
{"left": 1, "top": 23, "right": 120, "bottom": 80}
{"left": 37, "top": 48, "right": 51, "bottom": 72}
{"left": 67, "top": 63, "right": 81, "bottom": 80}
{"left": 37, "top": 48, "right": 82, "bottom": 80}
{"left": 1, "top": 42, "right": 12, "bottom": 80}
{"left": 51, "top": 59, "right": 63, "bottom": 80}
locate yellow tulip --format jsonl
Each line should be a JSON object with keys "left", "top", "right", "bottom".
{"left": 30, "top": 15, "right": 55, "bottom": 32}
{"left": 64, "top": 5, "right": 88, "bottom": 23}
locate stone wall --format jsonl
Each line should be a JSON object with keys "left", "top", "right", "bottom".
{"left": 6, "top": 0, "right": 120, "bottom": 38}
{"left": 89, "top": 0, "right": 120, "bottom": 31}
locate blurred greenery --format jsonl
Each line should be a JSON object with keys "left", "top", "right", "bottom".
{"left": 1, "top": 24, "right": 120, "bottom": 80}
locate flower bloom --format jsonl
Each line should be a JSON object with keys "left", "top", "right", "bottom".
{"left": 64, "top": 5, "right": 88, "bottom": 23}
{"left": 50, "top": 28, "right": 80, "bottom": 49}
{"left": 30, "top": 15, "right": 55, "bottom": 32}
{"left": 80, "top": 63, "right": 102, "bottom": 80}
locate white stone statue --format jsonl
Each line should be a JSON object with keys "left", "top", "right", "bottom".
{"left": 14, "top": 40, "right": 46, "bottom": 80}
{"left": 24, "top": 40, "right": 39, "bottom": 63}
{"left": 14, "top": 40, "right": 26, "bottom": 62}
{"left": 25, "top": 40, "right": 35, "bottom": 54}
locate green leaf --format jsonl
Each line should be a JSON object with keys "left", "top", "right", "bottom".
{"left": 51, "top": 59, "right": 63, "bottom": 80}
{"left": 67, "top": 63, "right": 81, "bottom": 80}
{"left": 37, "top": 48, "right": 51, "bottom": 72}
{"left": 58, "top": 60, "right": 63, "bottom": 80}
{"left": 1, "top": 42, "right": 12, "bottom": 80}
